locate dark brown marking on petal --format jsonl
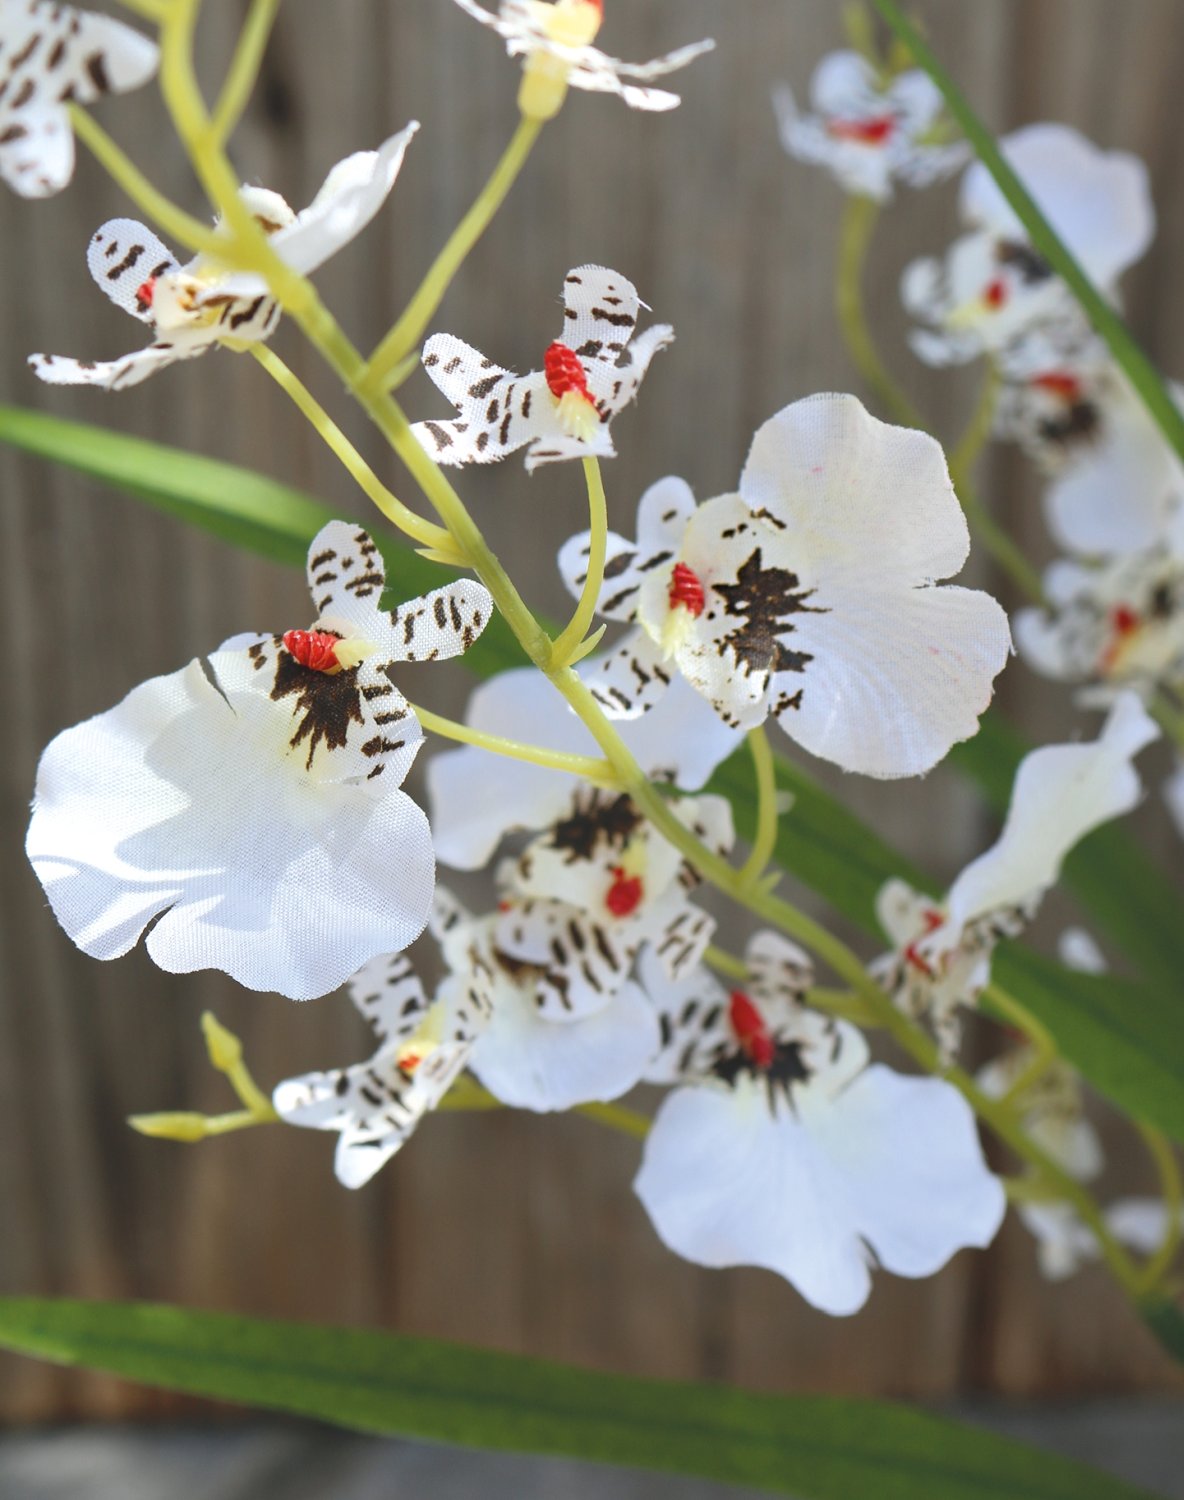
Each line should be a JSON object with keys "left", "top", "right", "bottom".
{"left": 469, "top": 374, "right": 501, "bottom": 399}
{"left": 271, "top": 651, "right": 365, "bottom": 769}
{"left": 85, "top": 51, "right": 110, "bottom": 93}
{"left": 713, "top": 547, "right": 827, "bottom": 679}
{"left": 593, "top": 307, "right": 635, "bottom": 328}
{"left": 548, "top": 791, "right": 642, "bottom": 863}
{"left": 422, "top": 420, "right": 453, "bottom": 450}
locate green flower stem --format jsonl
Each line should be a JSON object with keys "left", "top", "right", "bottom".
{"left": 957, "top": 475, "right": 1046, "bottom": 603}
{"left": 149, "top": 1, "right": 1143, "bottom": 1299}
{"left": 703, "top": 944, "right": 748, "bottom": 981}
{"left": 868, "top": 0, "right": 1184, "bottom": 467}
{"left": 210, "top": 0, "right": 284, "bottom": 146}
{"left": 250, "top": 347, "right": 452, "bottom": 551}
{"left": 68, "top": 106, "right": 216, "bottom": 254}
{"left": 550, "top": 457, "right": 609, "bottom": 669}
{"left": 411, "top": 703, "right": 617, "bottom": 785}
{"left": 738, "top": 727, "right": 779, "bottom": 885}
{"left": 836, "top": 193, "right": 920, "bottom": 428}
{"left": 1150, "top": 693, "right": 1184, "bottom": 758}
{"left": 1136, "top": 1122, "right": 1183, "bottom": 1293}
{"left": 947, "top": 362, "right": 1001, "bottom": 492}
{"left": 129, "top": 1107, "right": 276, "bottom": 1141}
{"left": 359, "top": 115, "right": 543, "bottom": 397}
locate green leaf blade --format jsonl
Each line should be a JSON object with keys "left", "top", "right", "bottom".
{"left": 0, "top": 1299, "right": 1161, "bottom": 1500}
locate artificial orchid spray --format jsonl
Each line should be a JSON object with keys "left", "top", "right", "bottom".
{"left": 2, "top": 0, "right": 1182, "bottom": 1493}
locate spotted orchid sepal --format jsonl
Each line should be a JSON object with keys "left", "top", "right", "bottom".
{"left": 447, "top": 0, "right": 713, "bottom": 120}
{"left": 0, "top": 0, "right": 157, "bottom": 198}
{"left": 273, "top": 944, "right": 492, "bottom": 1188}
{"left": 632, "top": 938, "right": 1005, "bottom": 1316}
{"left": 425, "top": 665, "right": 741, "bottom": 872}
{"left": 26, "top": 521, "right": 494, "bottom": 1000}
{"left": 772, "top": 50, "right": 968, "bottom": 204}
{"left": 411, "top": 265, "right": 672, "bottom": 471}
{"left": 493, "top": 786, "right": 733, "bottom": 1021}
{"left": 872, "top": 692, "right": 1160, "bottom": 1056}
{"left": 432, "top": 887, "right": 660, "bottom": 1113}
{"left": 29, "top": 123, "right": 418, "bottom": 390}
{"left": 903, "top": 123, "right": 1155, "bottom": 369}
{"left": 560, "top": 395, "right": 1011, "bottom": 777}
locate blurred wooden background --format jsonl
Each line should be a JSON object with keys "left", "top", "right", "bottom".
{"left": 1, "top": 0, "right": 1183, "bottom": 1422}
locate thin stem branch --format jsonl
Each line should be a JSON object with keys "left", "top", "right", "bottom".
{"left": 250, "top": 346, "right": 451, "bottom": 550}
{"left": 411, "top": 704, "right": 617, "bottom": 784}
{"left": 550, "top": 457, "right": 609, "bottom": 669}
{"left": 211, "top": 0, "right": 283, "bottom": 146}
{"left": 948, "top": 361, "right": 1001, "bottom": 492}
{"left": 703, "top": 944, "right": 748, "bottom": 982}
{"left": 360, "top": 115, "right": 543, "bottom": 396}
{"left": 1136, "top": 1123, "right": 1183, "bottom": 1293}
{"left": 738, "top": 727, "right": 779, "bottom": 885}
{"left": 68, "top": 106, "right": 215, "bottom": 253}
{"left": 836, "top": 193, "right": 920, "bottom": 427}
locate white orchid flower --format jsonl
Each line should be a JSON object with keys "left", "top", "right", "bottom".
{"left": 273, "top": 947, "right": 490, "bottom": 1188}
{"left": 494, "top": 787, "right": 733, "bottom": 1020}
{"left": 1015, "top": 535, "right": 1184, "bottom": 705}
{"left": 773, "top": 50, "right": 967, "bottom": 203}
{"left": 977, "top": 1049, "right": 1103, "bottom": 1183}
{"left": 435, "top": 888, "right": 659, "bottom": 1113}
{"left": 1017, "top": 1199, "right": 1182, "bottom": 1282}
{"left": 26, "top": 521, "right": 493, "bottom": 1000}
{"left": 633, "top": 935, "right": 1005, "bottom": 1316}
{"left": 447, "top": 0, "right": 713, "bottom": 120}
{"left": 29, "top": 123, "right": 418, "bottom": 389}
{"left": 560, "top": 395, "right": 1011, "bottom": 777}
{"left": 425, "top": 665, "right": 741, "bottom": 872}
{"left": 904, "top": 122, "right": 1155, "bottom": 368}
{"left": 872, "top": 693, "right": 1159, "bottom": 1054}
{"left": 412, "top": 264, "right": 672, "bottom": 471}
{"left": 0, "top": 0, "right": 157, "bottom": 197}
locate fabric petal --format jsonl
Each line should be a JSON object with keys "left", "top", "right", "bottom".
{"left": 947, "top": 691, "right": 1159, "bottom": 925}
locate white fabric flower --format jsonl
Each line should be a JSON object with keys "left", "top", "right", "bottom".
{"left": 435, "top": 887, "right": 659, "bottom": 1112}
{"left": 26, "top": 521, "right": 493, "bottom": 1000}
{"left": 273, "top": 946, "right": 490, "bottom": 1187}
{"left": 873, "top": 692, "right": 1159, "bottom": 1054}
{"left": 996, "top": 361, "right": 1184, "bottom": 557}
{"left": 0, "top": 0, "right": 157, "bottom": 197}
{"left": 559, "top": 396, "right": 1011, "bottom": 777}
{"left": 425, "top": 665, "right": 741, "bottom": 871}
{"left": 29, "top": 124, "right": 418, "bottom": 389}
{"left": 977, "top": 1049, "right": 1103, "bottom": 1182}
{"left": 633, "top": 937, "right": 1005, "bottom": 1315}
{"left": 1018, "top": 1199, "right": 1181, "bottom": 1282}
{"left": 447, "top": 0, "right": 713, "bottom": 118}
{"left": 494, "top": 786, "right": 732, "bottom": 1020}
{"left": 412, "top": 264, "right": 672, "bottom": 471}
{"left": 772, "top": 51, "right": 967, "bottom": 203}
{"left": 903, "top": 123, "right": 1154, "bottom": 368}
{"left": 1014, "top": 538, "right": 1184, "bottom": 705}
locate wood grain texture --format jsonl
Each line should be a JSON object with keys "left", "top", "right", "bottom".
{"left": 0, "top": 0, "right": 1181, "bottom": 1422}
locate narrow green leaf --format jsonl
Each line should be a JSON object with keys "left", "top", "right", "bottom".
{"left": 0, "top": 1299, "right": 1160, "bottom": 1500}
{"left": 0, "top": 405, "right": 524, "bottom": 677}
{"left": 867, "top": 0, "right": 1184, "bottom": 466}
{"left": 1139, "top": 1298, "right": 1184, "bottom": 1367}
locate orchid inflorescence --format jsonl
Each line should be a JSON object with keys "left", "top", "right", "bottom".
{"left": 7, "top": 0, "right": 1183, "bottom": 1334}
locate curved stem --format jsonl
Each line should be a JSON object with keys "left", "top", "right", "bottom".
{"left": 250, "top": 346, "right": 451, "bottom": 550}
{"left": 738, "top": 727, "right": 779, "bottom": 885}
{"left": 129, "top": 1107, "right": 276, "bottom": 1141}
{"left": 360, "top": 115, "right": 543, "bottom": 396}
{"left": 550, "top": 457, "right": 608, "bottom": 669}
{"left": 836, "top": 194, "right": 920, "bottom": 427}
{"left": 211, "top": 0, "right": 283, "bottom": 146}
{"left": 1150, "top": 692, "right": 1184, "bottom": 758}
{"left": 68, "top": 106, "right": 216, "bottom": 253}
{"left": 411, "top": 703, "right": 617, "bottom": 784}
{"left": 957, "top": 477, "right": 1046, "bottom": 603}
{"left": 948, "top": 361, "right": 1001, "bottom": 492}
{"left": 577, "top": 1100, "right": 650, "bottom": 1142}
{"left": 1136, "top": 1122, "right": 1183, "bottom": 1293}
{"left": 704, "top": 944, "right": 748, "bottom": 982}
